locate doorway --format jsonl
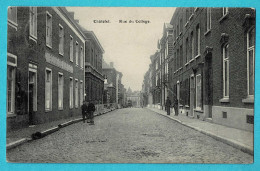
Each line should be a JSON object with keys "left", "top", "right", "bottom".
{"left": 190, "top": 75, "right": 195, "bottom": 117}
{"left": 28, "top": 68, "right": 37, "bottom": 125}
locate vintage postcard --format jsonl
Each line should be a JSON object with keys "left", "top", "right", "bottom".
{"left": 6, "top": 6, "right": 254, "bottom": 164}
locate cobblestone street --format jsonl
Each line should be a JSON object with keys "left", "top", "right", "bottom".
{"left": 7, "top": 108, "right": 253, "bottom": 163}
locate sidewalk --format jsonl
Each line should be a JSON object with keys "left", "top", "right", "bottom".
{"left": 6, "top": 108, "right": 116, "bottom": 150}
{"left": 147, "top": 107, "right": 254, "bottom": 155}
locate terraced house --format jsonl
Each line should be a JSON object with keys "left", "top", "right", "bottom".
{"left": 7, "top": 7, "right": 85, "bottom": 130}
{"left": 168, "top": 7, "right": 255, "bottom": 132}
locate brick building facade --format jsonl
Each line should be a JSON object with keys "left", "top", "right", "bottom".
{"left": 143, "top": 7, "right": 255, "bottom": 132}
{"left": 7, "top": 7, "right": 85, "bottom": 130}
{"left": 82, "top": 29, "right": 104, "bottom": 104}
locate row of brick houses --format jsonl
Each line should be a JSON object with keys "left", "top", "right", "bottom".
{"left": 142, "top": 7, "right": 255, "bottom": 132}
{"left": 7, "top": 7, "right": 124, "bottom": 130}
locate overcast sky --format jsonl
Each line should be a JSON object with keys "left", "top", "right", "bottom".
{"left": 67, "top": 7, "right": 175, "bottom": 91}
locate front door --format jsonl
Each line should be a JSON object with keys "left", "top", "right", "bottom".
{"left": 206, "top": 56, "right": 213, "bottom": 118}
{"left": 28, "top": 71, "right": 36, "bottom": 125}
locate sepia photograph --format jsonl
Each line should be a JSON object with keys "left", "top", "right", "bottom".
{"left": 6, "top": 6, "right": 255, "bottom": 164}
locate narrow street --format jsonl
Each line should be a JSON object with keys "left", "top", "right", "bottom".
{"left": 7, "top": 108, "right": 253, "bottom": 163}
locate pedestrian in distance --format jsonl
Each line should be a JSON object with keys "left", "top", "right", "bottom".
{"left": 81, "top": 100, "right": 88, "bottom": 123}
{"left": 173, "top": 96, "right": 178, "bottom": 116}
{"left": 165, "top": 96, "right": 171, "bottom": 115}
{"left": 88, "top": 100, "right": 96, "bottom": 125}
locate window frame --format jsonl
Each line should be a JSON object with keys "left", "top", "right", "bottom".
{"left": 75, "top": 41, "right": 79, "bottom": 66}
{"left": 247, "top": 26, "right": 255, "bottom": 97}
{"left": 29, "top": 7, "right": 37, "bottom": 40}
{"left": 223, "top": 44, "right": 229, "bottom": 98}
{"left": 58, "top": 72, "right": 64, "bottom": 110}
{"left": 69, "top": 77, "right": 74, "bottom": 109}
{"left": 8, "top": 7, "right": 18, "bottom": 30}
{"left": 59, "top": 24, "right": 64, "bottom": 56}
{"left": 70, "top": 35, "right": 73, "bottom": 62}
{"left": 206, "top": 8, "right": 211, "bottom": 32}
{"left": 7, "top": 53, "right": 17, "bottom": 115}
{"left": 46, "top": 11, "right": 52, "bottom": 48}
{"left": 45, "top": 68, "right": 52, "bottom": 111}
{"left": 195, "top": 74, "right": 202, "bottom": 110}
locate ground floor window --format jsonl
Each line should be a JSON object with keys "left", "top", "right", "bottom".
{"left": 75, "top": 79, "right": 78, "bottom": 108}
{"left": 58, "top": 73, "right": 64, "bottom": 110}
{"left": 7, "top": 65, "right": 16, "bottom": 114}
{"left": 45, "top": 68, "right": 52, "bottom": 111}
{"left": 80, "top": 81, "right": 83, "bottom": 106}
{"left": 70, "top": 77, "right": 73, "bottom": 108}
{"left": 196, "top": 74, "right": 202, "bottom": 110}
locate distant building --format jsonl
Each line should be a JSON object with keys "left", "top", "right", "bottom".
{"left": 80, "top": 27, "right": 105, "bottom": 104}
{"left": 126, "top": 88, "right": 141, "bottom": 107}
{"left": 7, "top": 7, "right": 85, "bottom": 129}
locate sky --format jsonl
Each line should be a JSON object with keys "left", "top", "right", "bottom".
{"left": 67, "top": 7, "right": 176, "bottom": 91}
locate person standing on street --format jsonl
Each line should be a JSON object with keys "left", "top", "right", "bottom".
{"left": 88, "top": 100, "right": 96, "bottom": 125}
{"left": 81, "top": 100, "right": 88, "bottom": 123}
{"left": 165, "top": 96, "right": 171, "bottom": 115}
{"left": 173, "top": 96, "right": 178, "bottom": 116}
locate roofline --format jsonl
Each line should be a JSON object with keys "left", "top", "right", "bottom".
{"left": 84, "top": 30, "right": 105, "bottom": 53}
{"left": 57, "top": 7, "right": 87, "bottom": 41}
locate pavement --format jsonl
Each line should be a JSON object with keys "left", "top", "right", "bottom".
{"left": 6, "top": 107, "right": 116, "bottom": 150}
{"left": 7, "top": 108, "right": 252, "bottom": 163}
{"left": 147, "top": 107, "right": 254, "bottom": 155}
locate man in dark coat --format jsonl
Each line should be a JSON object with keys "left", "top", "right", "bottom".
{"left": 165, "top": 96, "right": 171, "bottom": 115}
{"left": 81, "top": 100, "right": 88, "bottom": 123}
{"left": 88, "top": 100, "right": 96, "bottom": 125}
{"left": 173, "top": 96, "right": 178, "bottom": 116}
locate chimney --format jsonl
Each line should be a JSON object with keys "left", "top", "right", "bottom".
{"left": 110, "top": 62, "right": 114, "bottom": 67}
{"left": 69, "top": 12, "right": 74, "bottom": 19}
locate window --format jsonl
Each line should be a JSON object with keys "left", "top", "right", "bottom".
{"left": 185, "top": 38, "right": 189, "bottom": 63}
{"left": 180, "top": 45, "right": 183, "bottom": 67}
{"left": 165, "top": 42, "right": 168, "bottom": 58}
{"left": 45, "top": 68, "right": 52, "bottom": 111}
{"left": 186, "top": 9, "right": 189, "bottom": 23}
{"left": 180, "top": 19, "right": 183, "bottom": 33}
{"left": 70, "top": 36, "right": 73, "bottom": 62}
{"left": 223, "top": 7, "right": 228, "bottom": 16}
{"left": 80, "top": 81, "right": 83, "bottom": 106}
{"left": 174, "top": 29, "right": 176, "bottom": 40}
{"left": 80, "top": 46, "right": 83, "bottom": 68}
{"left": 58, "top": 73, "right": 64, "bottom": 109}
{"left": 8, "top": 7, "right": 17, "bottom": 28}
{"left": 69, "top": 78, "right": 73, "bottom": 108}
{"left": 196, "top": 74, "right": 202, "bottom": 110}
{"left": 191, "top": 31, "right": 195, "bottom": 59}
{"left": 46, "top": 12, "right": 52, "bottom": 47}
{"left": 177, "top": 49, "right": 179, "bottom": 69}
{"left": 75, "top": 79, "right": 78, "bottom": 108}
{"left": 29, "top": 7, "right": 37, "bottom": 39}
{"left": 247, "top": 27, "right": 255, "bottom": 96}
{"left": 59, "top": 24, "right": 64, "bottom": 55}
{"left": 223, "top": 44, "right": 229, "bottom": 98}
{"left": 7, "top": 65, "right": 16, "bottom": 114}
{"left": 75, "top": 42, "right": 79, "bottom": 65}
{"left": 177, "top": 25, "right": 179, "bottom": 36}
{"left": 196, "top": 24, "right": 200, "bottom": 56}
{"left": 206, "top": 8, "right": 211, "bottom": 32}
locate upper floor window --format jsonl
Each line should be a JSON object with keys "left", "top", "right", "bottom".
{"left": 247, "top": 27, "right": 255, "bottom": 96}
{"left": 8, "top": 7, "right": 17, "bottom": 28}
{"left": 206, "top": 8, "right": 211, "bottom": 32}
{"left": 191, "top": 31, "right": 195, "bottom": 59}
{"left": 196, "top": 24, "right": 200, "bottom": 56}
{"left": 70, "top": 36, "right": 73, "bottom": 62}
{"left": 185, "top": 37, "right": 189, "bottom": 64}
{"left": 59, "top": 24, "right": 64, "bottom": 55}
{"left": 223, "top": 8, "right": 228, "bottom": 16}
{"left": 180, "top": 19, "right": 183, "bottom": 33}
{"left": 186, "top": 9, "right": 189, "bottom": 23}
{"left": 75, "top": 42, "right": 79, "bottom": 65}
{"left": 46, "top": 12, "right": 52, "bottom": 47}
{"left": 223, "top": 44, "right": 229, "bottom": 98}
{"left": 80, "top": 46, "right": 83, "bottom": 68}
{"left": 29, "top": 7, "right": 37, "bottom": 39}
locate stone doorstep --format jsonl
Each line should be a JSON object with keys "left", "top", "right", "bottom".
{"left": 6, "top": 108, "right": 115, "bottom": 150}
{"left": 148, "top": 108, "right": 254, "bottom": 156}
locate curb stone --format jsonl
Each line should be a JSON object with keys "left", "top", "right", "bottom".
{"left": 6, "top": 109, "right": 115, "bottom": 150}
{"left": 149, "top": 108, "right": 254, "bottom": 156}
